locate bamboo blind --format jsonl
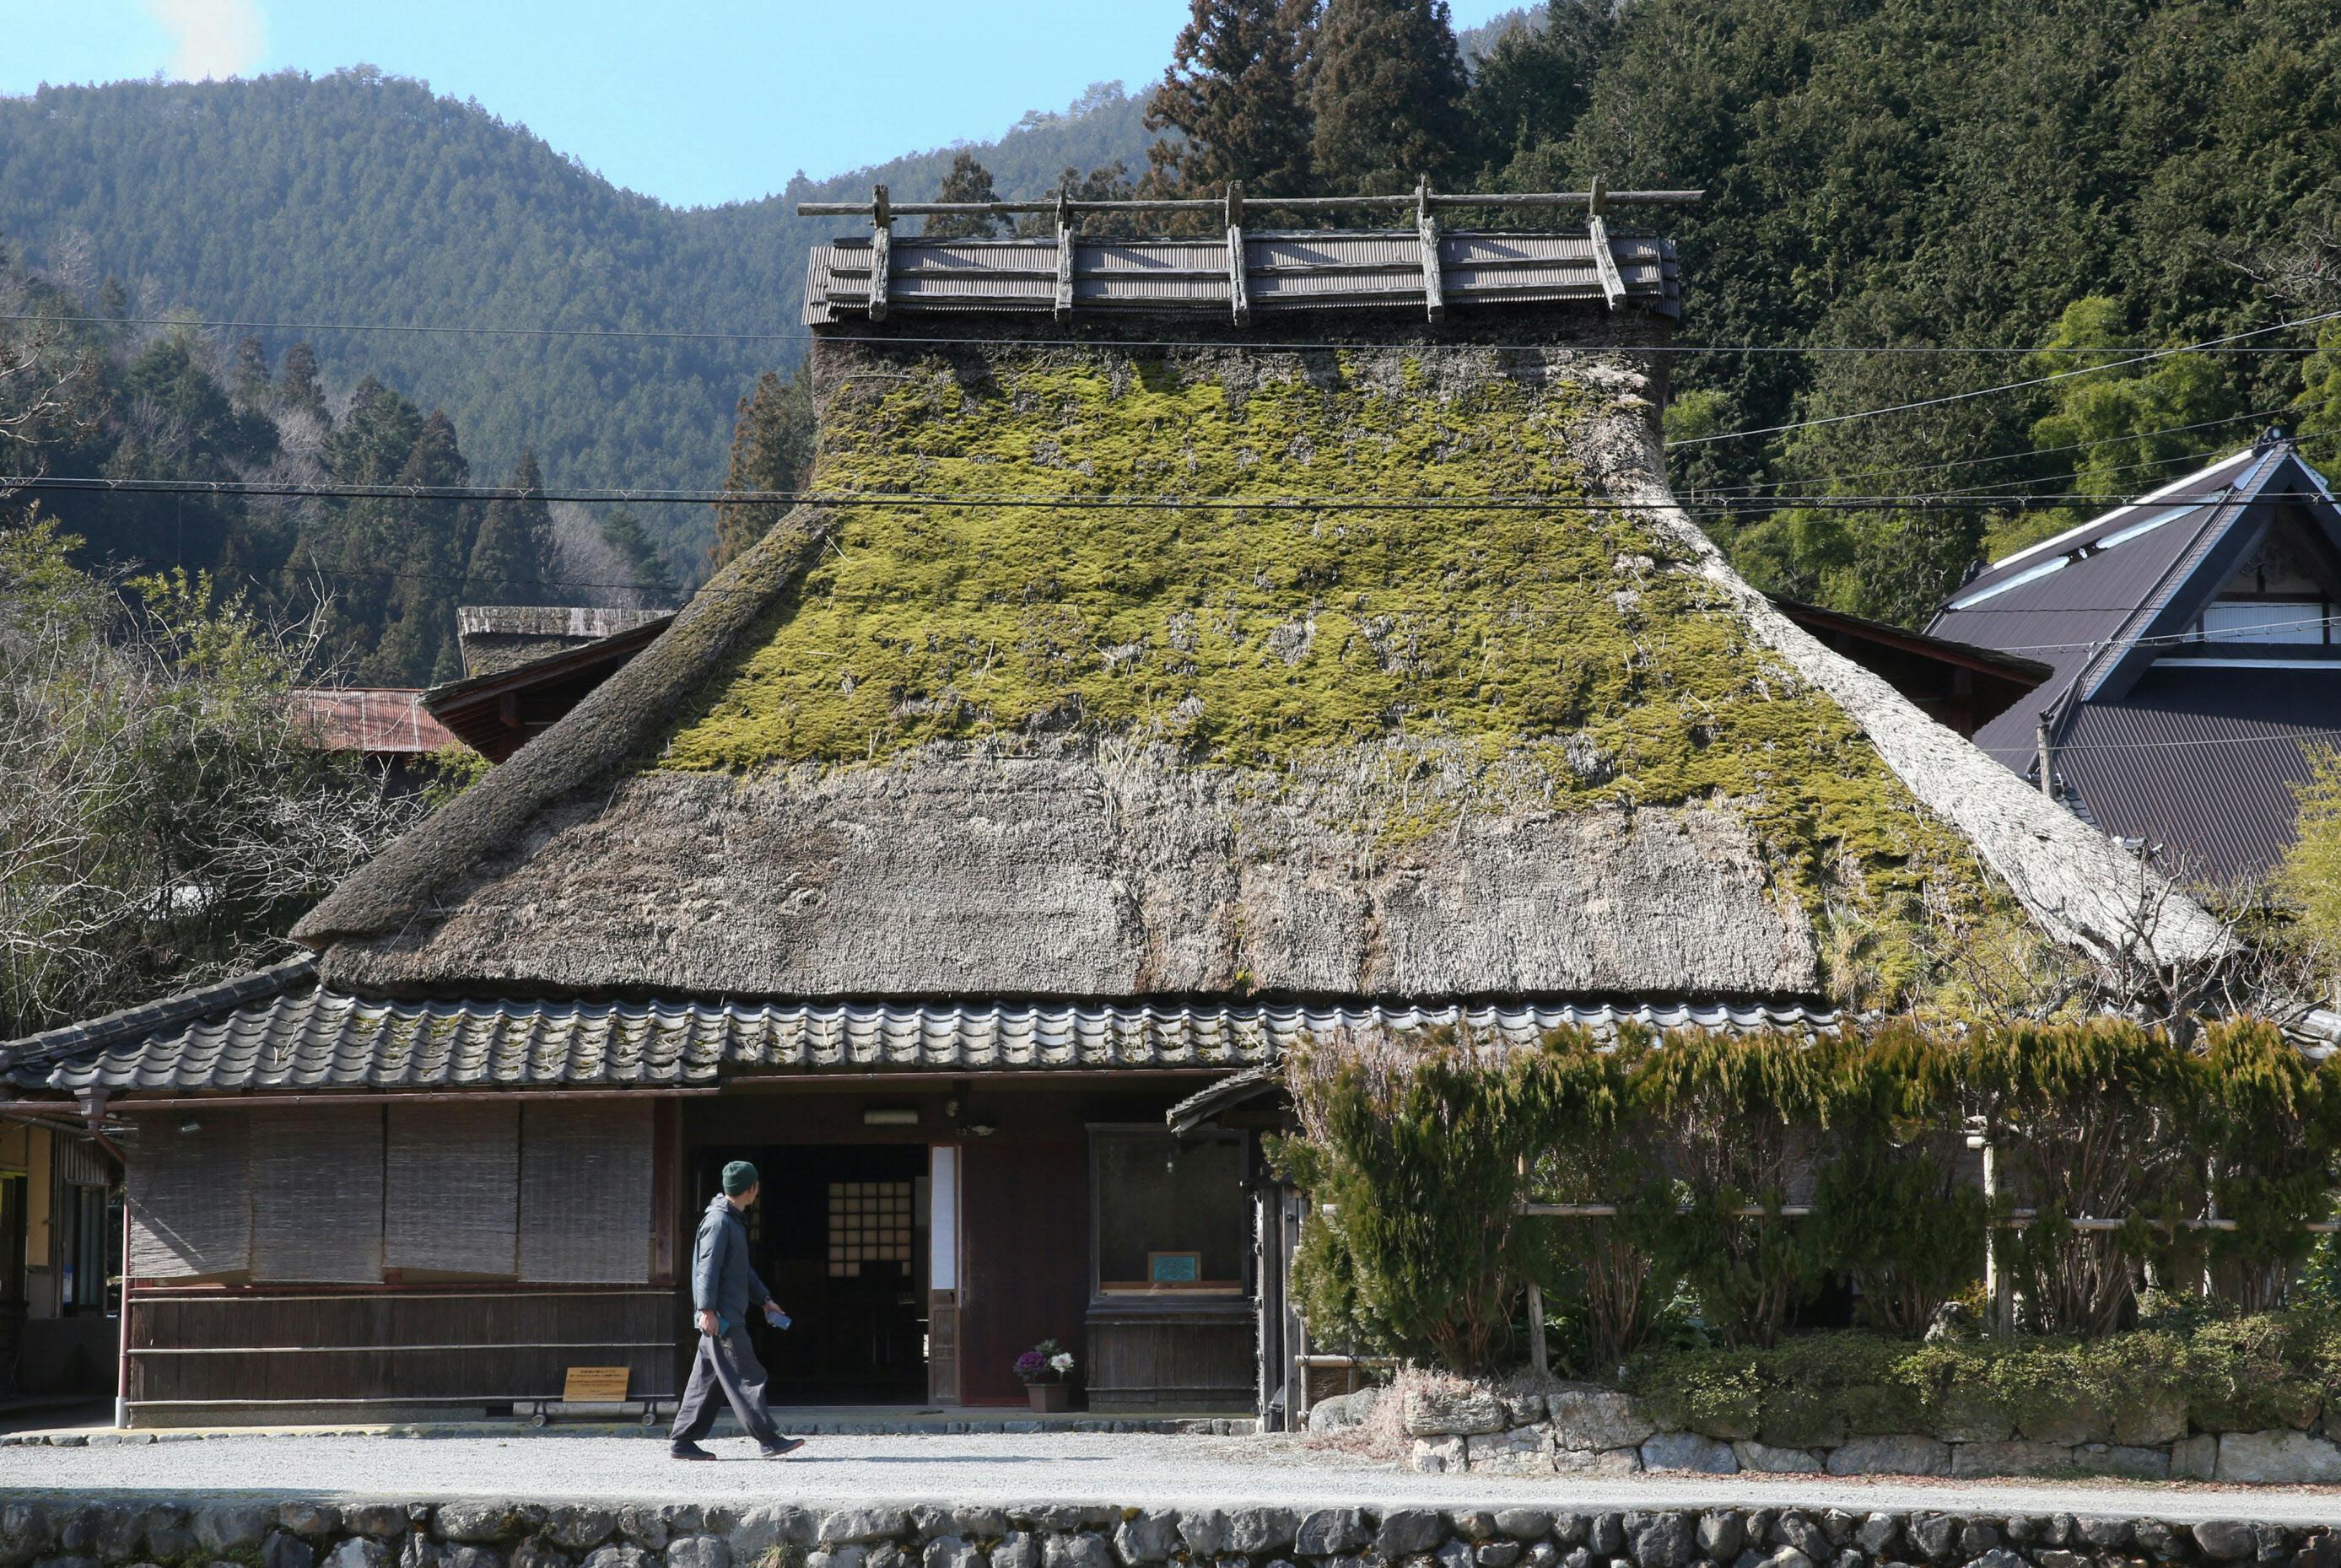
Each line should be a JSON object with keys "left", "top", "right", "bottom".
{"left": 251, "top": 1104, "right": 385, "bottom": 1282}
{"left": 386, "top": 1101, "right": 520, "bottom": 1275}
{"left": 128, "top": 1115, "right": 251, "bottom": 1278}
{"left": 55, "top": 1132, "right": 112, "bottom": 1188}
{"left": 517, "top": 1101, "right": 652, "bottom": 1283}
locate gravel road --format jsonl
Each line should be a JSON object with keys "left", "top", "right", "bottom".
{"left": 4, "top": 1431, "right": 2341, "bottom": 1525}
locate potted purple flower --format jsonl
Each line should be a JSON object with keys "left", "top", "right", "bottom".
{"left": 1014, "top": 1339, "right": 1077, "bottom": 1412}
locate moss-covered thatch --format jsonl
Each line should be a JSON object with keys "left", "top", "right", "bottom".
{"left": 296, "top": 310, "right": 2225, "bottom": 1008}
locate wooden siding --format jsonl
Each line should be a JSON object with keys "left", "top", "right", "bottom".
{"left": 1084, "top": 1302, "right": 1254, "bottom": 1412}
{"left": 959, "top": 1138, "right": 1089, "bottom": 1404}
{"left": 127, "top": 1117, "right": 251, "bottom": 1279}
{"left": 124, "top": 1285, "right": 675, "bottom": 1412}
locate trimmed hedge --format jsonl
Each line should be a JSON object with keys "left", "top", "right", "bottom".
{"left": 1276, "top": 1016, "right": 2341, "bottom": 1374}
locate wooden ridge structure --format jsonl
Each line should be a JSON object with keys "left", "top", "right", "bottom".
{"left": 799, "top": 179, "right": 1702, "bottom": 325}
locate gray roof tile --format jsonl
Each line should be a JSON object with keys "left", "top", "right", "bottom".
{"left": 16, "top": 983, "right": 1839, "bottom": 1096}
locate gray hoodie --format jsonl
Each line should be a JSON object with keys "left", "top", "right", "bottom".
{"left": 690, "top": 1192, "right": 770, "bottom": 1323}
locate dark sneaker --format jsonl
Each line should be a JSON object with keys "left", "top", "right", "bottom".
{"left": 759, "top": 1437, "right": 806, "bottom": 1459}
{"left": 670, "top": 1441, "right": 715, "bottom": 1461}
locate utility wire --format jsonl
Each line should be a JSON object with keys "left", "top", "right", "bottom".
{"left": 1693, "top": 401, "right": 2313, "bottom": 498}
{"left": 5, "top": 309, "right": 2337, "bottom": 358}
{"left": 1665, "top": 310, "right": 2341, "bottom": 450}
{"left": 19, "top": 476, "right": 2341, "bottom": 510}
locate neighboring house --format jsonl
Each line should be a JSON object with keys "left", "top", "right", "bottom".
{"left": 0, "top": 206, "right": 2225, "bottom": 1430}
{"left": 1769, "top": 596, "right": 2048, "bottom": 739}
{"left": 429, "top": 610, "right": 673, "bottom": 762}
{"left": 453, "top": 606, "right": 672, "bottom": 681}
{"left": 289, "top": 687, "right": 460, "bottom": 793}
{"left": 1929, "top": 435, "right": 2341, "bottom": 888}
{"left": 0, "top": 1116, "right": 119, "bottom": 1401}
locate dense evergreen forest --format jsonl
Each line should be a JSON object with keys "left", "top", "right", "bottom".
{"left": 0, "top": 245, "right": 672, "bottom": 683}
{"left": 0, "top": 71, "right": 1154, "bottom": 572}
{"left": 8, "top": 0, "right": 2341, "bottom": 633}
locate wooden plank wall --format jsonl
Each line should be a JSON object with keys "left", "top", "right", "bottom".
{"left": 958, "top": 1138, "right": 1089, "bottom": 1404}
{"left": 125, "top": 1287, "right": 674, "bottom": 1409}
{"left": 1086, "top": 1303, "right": 1254, "bottom": 1411}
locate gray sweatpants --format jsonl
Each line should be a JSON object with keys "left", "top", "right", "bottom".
{"left": 670, "top": 1325, "right": 784, "bottom": 1447}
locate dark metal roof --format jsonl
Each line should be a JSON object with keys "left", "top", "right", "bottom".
{"left": 5, "top": 974, "right": 1838, "bottom": 1097}
{"left": 1930, "top": 446, "right": 2301, "bottom": 769}
{"left": 803, "top": 231, "right": 1680, "bottom": 325}
{"left": 2058, "top": 660, "right": 2341, "bottom": 886}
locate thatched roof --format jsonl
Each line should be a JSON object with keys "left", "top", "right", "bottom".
{"left": 295, "top": 286, "right": 2225, "bottom": 1010}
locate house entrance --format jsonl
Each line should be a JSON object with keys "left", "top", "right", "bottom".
{"left": 694, "top": 1144, "right": 929, "bottom": 1404}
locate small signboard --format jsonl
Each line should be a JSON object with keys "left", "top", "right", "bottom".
{"left": 1147, "top": 1250, "right": 1202, "bottom": 1285}
{"left": 563, "top": 1366, "right": 630, "bottom": 1404}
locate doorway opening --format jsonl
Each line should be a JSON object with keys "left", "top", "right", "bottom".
{"left": 693, "top": 1144, "right": 929, "bottom": 1404}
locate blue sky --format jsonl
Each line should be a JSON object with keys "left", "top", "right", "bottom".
{"left": 6, "top": 1, "right": 1522, "bottom": 210}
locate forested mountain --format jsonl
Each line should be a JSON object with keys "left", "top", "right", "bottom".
{"left": 9, "top": 0, "right": 2341, "bottom": 632}
{"left": 0, "top": 244, "right": 672, "bottom": 684}
{"left": 0, "top": 72, "right": 1156, "bottom": 571}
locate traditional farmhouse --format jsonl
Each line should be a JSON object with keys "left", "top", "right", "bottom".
{"left": 1, "top": 193, "right": 2225, "bottom": 1428}
{"left": 1930, "top": 436, "right": 2341, "bottom": 887}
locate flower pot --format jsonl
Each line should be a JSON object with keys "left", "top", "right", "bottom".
{"left": 1027, "top": 1381, "right": 1073, "bottom": 1413}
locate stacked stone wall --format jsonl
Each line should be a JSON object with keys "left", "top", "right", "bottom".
{"left": 1385, "top": 1382, "right": 2341, "bottom": 1484}
{"left": 0, "top": 1499, "right": 2333, "bottom": 1568}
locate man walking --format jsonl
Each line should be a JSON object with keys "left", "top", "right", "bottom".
{"left": 671, "top": 1161, "right": 805, "bottom": 1461}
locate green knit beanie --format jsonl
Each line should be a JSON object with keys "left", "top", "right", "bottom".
{"left": 721, "top": 1160, "right": 759, "bottom": 1196}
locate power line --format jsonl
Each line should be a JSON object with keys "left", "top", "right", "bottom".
{"left": 1666, "top": 310, "right": 2341, "bottom": 450}
{"left": 1693, "top": 401, "right": 2311, "bottom": 498}
{"left": 21, "top": 475, "right": 2339, "bottom": 511}
{"left": 2004, "top": 728, "right": 2341, "bottom": 756}
{"left": 5, "top": 309, "right": 2338, "bottom": 358}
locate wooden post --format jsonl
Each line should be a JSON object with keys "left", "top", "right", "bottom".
{"left": 1053, "top": 186, "right": 1076, "bottom": 322}
{"left": 1226, "top": 181, "right": 1250, "bottom": 327}
{"left": 1525, "top": 1282, "right": 1549, "bottom": 1378}
{"left": 1586, "top": 175, "right": 1627, "bottom": 311}
{"left": 1982, "top": 1130, "right": 2015, "bottom": 1333}
{"left": 1416, "top": 175, "right": 1445, "bottom": 324}
{"left": 2035, "top": 713, "right": 2056, "bottom": 797}
{"left": 869, "top": 183, "right": 893, "bottom": 323}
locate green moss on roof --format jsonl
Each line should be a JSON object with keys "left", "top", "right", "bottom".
{"left": 657, "top": 343, "right": 2004, "bottom": 1002}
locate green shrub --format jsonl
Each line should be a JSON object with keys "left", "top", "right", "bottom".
{"left": 1519, "top": 1030, "right": 1664, "bottom": 1372}
{"left": 1274, "top": 1025, "right": 1613, "bottom": 1373}
{"left": 1967, "top": 1019, "right": 2200, "bottom": 1336}
{"left": 1279, "top": 1016, "right": 2341, "bottom": 1377}
{"left": 1630, "top": 1030, "right": 1831, "bottom": 1348}
{"left": 1812, "top": 1023, "right": 1986, "bottom": 1335}
{"left": 2195, "top": 1019, "right": 2341, "bottom": 1310}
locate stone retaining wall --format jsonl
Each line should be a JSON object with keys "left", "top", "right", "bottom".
{"left": 1386, "top": 1384, "right": 2340, "bottom": 1485}
{"left": 0, "top": 1499, "right": 2330, "bottom": 1568}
